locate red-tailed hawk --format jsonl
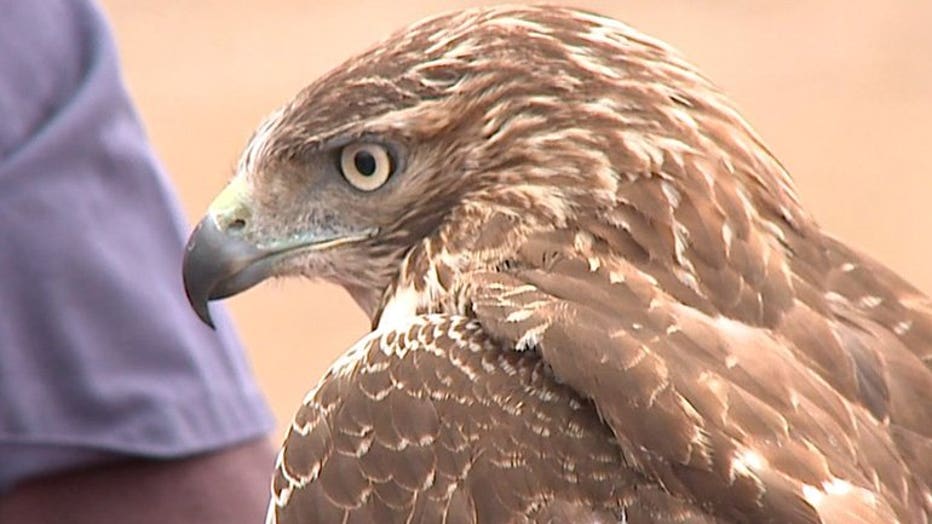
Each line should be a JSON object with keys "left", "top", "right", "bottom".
{"left": 182, "top": 6, "right": 932, "bottom": 523}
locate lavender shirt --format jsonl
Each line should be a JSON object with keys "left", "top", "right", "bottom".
{"left": 0, "top": 1, "right": 272, "bottom": 491}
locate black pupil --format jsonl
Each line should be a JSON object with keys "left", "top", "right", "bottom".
{"left": 354, "top": 150, "right": 377, "bottom": 177}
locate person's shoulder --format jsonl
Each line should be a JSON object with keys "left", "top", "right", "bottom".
{"left": 0, "top": 1, "right": 108, "bottom": 161}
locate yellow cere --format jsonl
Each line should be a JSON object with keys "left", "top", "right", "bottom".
{"left": 208, "top": 176, "right": 251, "bottom": 227}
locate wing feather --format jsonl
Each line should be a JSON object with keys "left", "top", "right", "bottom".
{"left": 461, "top": 216, "right": 928, "bottom": 521}
{"left": 270, "top": 315, "right": 717, "bottom": 523}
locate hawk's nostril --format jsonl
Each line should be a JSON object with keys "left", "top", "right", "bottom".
{"left": 228, "top": 218, "right": 247, "bottom": 232}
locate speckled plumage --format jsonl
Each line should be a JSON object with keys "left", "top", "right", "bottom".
{"left": 185, "top": 6, "right": 932, "bottom": 523}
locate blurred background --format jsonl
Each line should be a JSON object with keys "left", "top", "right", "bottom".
{"left": 99, "top": 1, "right": 932, "bottom": 439}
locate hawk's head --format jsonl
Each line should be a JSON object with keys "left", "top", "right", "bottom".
{"left": 183, "top": 5, "right": 801, "bottom": 326}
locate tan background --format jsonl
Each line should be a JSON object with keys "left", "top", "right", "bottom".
{"left": 99, "top": 1, "right": 932, "bottom": 439}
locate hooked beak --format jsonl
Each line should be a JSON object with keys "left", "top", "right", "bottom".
{"left": 182, "top": 177, "right": 378, "bottom": 328}
{"left": 182, "top": 216, "right": 271, "bottom": 328}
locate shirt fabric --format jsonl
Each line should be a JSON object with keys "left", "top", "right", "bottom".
{"left": 0, "top": 0, "right": 273, "bottom": 492}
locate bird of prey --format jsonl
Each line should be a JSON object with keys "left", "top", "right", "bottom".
{"left": 182, "top": 6, "right": 932, "bottom": 523}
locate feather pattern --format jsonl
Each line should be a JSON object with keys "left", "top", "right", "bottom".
{"left": 210, "top": 6, "right": 932, "bottom": 523}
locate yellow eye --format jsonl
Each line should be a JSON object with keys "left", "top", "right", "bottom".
{"left": 339, "top": 143, "right": 392, "bottom": 191}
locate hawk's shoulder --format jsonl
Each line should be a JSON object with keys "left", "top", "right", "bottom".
{"left": 458, "top": 214, "right": 931, "bottom": 522}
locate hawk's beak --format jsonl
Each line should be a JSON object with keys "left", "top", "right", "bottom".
{"left": 182, "top": 177, "right": 380, "bottom": 328}
{"left": 183, "top": 216, "right": 271, "bottom": 329}
{"left": 183, "top": 177, "right": 270, "bottom": 328}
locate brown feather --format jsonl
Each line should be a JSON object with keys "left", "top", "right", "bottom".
{"left": 213, "top": 5, "right": 932, "bottom": 523}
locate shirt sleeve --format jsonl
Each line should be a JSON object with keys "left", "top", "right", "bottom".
{"left": 0, "top": 0, "right": 273, "bottom": 491}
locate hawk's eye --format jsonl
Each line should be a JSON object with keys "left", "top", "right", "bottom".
{"left": 339, "top": 143, "right": 393, "bottom": 191}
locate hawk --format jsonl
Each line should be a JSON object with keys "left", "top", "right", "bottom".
{"left": 182, "top": 6, "right": 932, "bottom": 523}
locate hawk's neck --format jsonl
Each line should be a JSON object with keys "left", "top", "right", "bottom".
{"left": 371, "top": 202, "right": 570, "bottom": 332}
